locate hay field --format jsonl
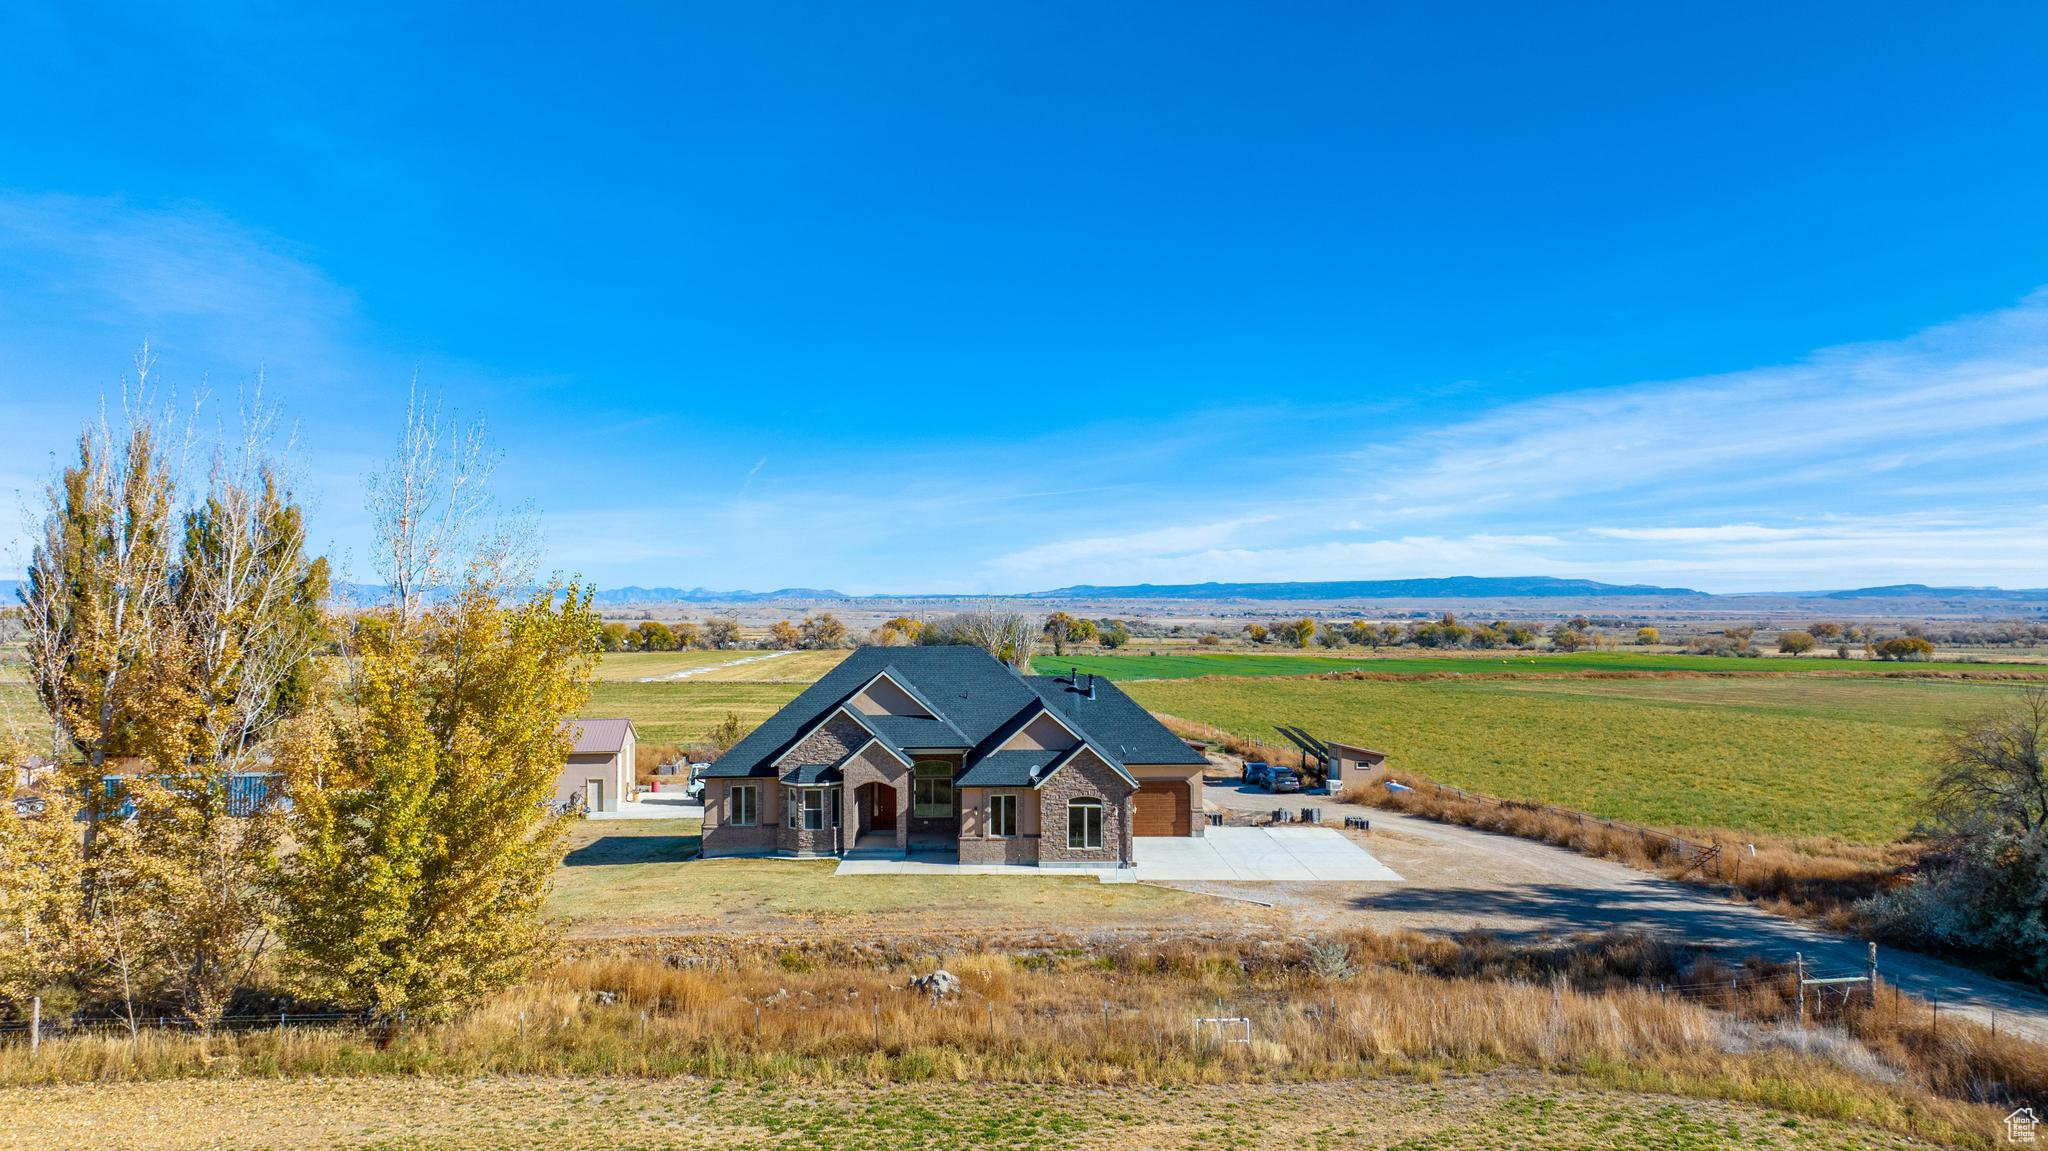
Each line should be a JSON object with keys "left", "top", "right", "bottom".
{"left": 0, "top": 1074, "right": 1947, "bottom": 1150}
{"left": 1127, "top": 673, "right": 2026, "bottom": 841}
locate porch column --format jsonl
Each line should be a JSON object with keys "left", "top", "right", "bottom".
{"left": 895, "top": 780, "right": 910, "bottom": 855}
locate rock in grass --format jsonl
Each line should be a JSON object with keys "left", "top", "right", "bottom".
{"left": 910, "top": 970, "right": 961, "bottom": 999}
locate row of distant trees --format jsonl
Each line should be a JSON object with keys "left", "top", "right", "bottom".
{"left": 599, "top": 616, "right": 743, "bottom": 652}
{"left": 1, "top": 367, "right": 594, "bottom": 1034}
{"left": 597, "top": 607, "right": 1952, "bottom": 662}
{"left": 1237, "top": 613, "right": 1577, "bottom": 652}
{"left": 1686, "top": 623, "right": 1938, "bottom": 660}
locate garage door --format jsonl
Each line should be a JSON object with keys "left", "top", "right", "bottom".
{"left": 1133, "top": 781, "right": 1190, "bottom": 837}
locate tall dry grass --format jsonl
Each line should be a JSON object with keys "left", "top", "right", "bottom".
{"left": 0, "top": 933, "right": 2036, "bottom": 1148}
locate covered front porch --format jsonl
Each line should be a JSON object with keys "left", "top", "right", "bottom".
{"left": 843, "top": 759, "right": 959, "bottom": 858}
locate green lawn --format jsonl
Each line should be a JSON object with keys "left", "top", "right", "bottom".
{"left": 1032, "top": 649, "right": 2048, "bottom": 681}
{"left": 1127, "top": 674, "right": 2030, "bottom": 842}
{"left": 547, "top": 818, "right": 1218, "bottom": 935}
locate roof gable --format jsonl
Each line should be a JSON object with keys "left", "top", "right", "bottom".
{"left": 566, "top": 718, "right": 635, "bottom": 756}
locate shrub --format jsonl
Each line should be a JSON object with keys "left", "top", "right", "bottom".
{"left": 1877, "top": 636, "right": 1936, "bottom": 661}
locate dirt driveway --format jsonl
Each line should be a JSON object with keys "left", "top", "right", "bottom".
{"left": 1199, "top": 780, "right": 2048, "bottom": 1043}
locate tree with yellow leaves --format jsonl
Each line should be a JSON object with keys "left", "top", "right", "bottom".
{"left": 273, "top": 393, "right": 600, "bottom": 1025}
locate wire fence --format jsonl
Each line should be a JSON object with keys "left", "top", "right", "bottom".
{"left": 0, "top": 949, "right": 1902, "bottom": 1054}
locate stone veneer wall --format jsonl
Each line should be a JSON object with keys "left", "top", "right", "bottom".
{"left": 774, "top": 711, "right": 868, "bottom": 773}
{"left": 1034, "top": 748, "right": 1134, "bottom": 867}
{"left": 777, "top": 818, "right": 842, "bottom": 857}
{"left": 701, "top": 779, "right": 778, "bottom": 856}
{"left": 840, "top": 743, "right": 910, "bottom": 853}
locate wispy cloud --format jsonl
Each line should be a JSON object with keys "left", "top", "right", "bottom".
{"left": 977, "top": 293, "right": 2048, "bottom": 592}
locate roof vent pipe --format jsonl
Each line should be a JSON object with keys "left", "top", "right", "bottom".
{"left": 1086, "top": 673, "right": 1096, "bottom": 700}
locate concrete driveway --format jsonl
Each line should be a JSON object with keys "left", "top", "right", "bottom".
{"left": 1131, "top": 826, "right": 1403, "bottom": 882}
{"left": 1200, "top": 780, "right": 2048, "bottom": 1044}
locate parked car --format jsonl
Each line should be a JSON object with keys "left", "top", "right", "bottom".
{"left": 1242, "top": 760, "right": 1271, "bottom": 788}
{"left": 1264, "top": 767, "right": 1302, "bottom": 794}
{"left": 684, "top": 763, "right": 709, "bottom": 802}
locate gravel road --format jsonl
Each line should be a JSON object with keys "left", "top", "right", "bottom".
{"left": 1200, "top": 780, "right": 2048, "bottom": 1043}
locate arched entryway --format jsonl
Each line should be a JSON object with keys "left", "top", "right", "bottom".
{"left": 859, "top": 780, "right": 897, "bottom": 833}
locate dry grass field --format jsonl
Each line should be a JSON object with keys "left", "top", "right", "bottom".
{"left": 2, "top": 932, "right": 2033, "bottom": 1149}
{"left": 0, "top": 1073, "right": 1947, "bottom": 1150}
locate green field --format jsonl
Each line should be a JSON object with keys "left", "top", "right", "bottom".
{"left": 1032, "top": 649, "right": 2048, "bottom": 681}
{"left": 1128, "top": 673, "right": 2027, "bottom": 841}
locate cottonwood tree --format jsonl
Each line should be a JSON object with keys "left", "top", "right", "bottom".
{"left": 800, "top": 613, "right": 847, "bottom": 649}
{"left": 0, "top": 731, "right": 90, "bottom": 1024}
{"left": 365, "top": 382, "right": 509, "bottom": 632}
{"left": 274, "top": 400, "right": 599, "bottom": 1025}
{"left": 274, "top": 580, "right": 598, "bottom": 1025}
{"left": 19, "top": 383, "right": 183, "bottom": 809}
{"left": 16, "top": 369, "right": 330, "bottom": 1026}
{"left": 921, "top": 608, "right": 1036, "bottom": 667}
{"left": 1048, "top": 610, "right": 1081, "bottom": 655}
{"left": 1867, "top": 690, "right": 2048, "bottom": 983}
{"left": 702, "top": 614, "right": 742, "bottom": 648}
{"left": 1777, "top": 630, "right": 1816, "bottom": 655}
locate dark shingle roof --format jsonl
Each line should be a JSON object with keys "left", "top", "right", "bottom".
{"left": 780, "top": 763, "right": 843, "bottom": 785}
{"left": 956, "top": 749, "right": 1061, "bottom": 787}
{"left": 864, "top": 714, "right": 968, "bottom": 750}
{"left": 1024, "top": 675, "right": 1208, "bottom": 765}
{"left": 705, "top": 646, "right": 1198, "bottom": 782}
{"left": 706, "top": 647, "right": 1041, "bottom": 778}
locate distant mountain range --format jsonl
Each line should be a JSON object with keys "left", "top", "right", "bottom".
{"left": 1811, "top": 583, "right": 2048, "bottom": 602}
{"left": 5, "top": 576, "right": 2045, "bottom": 608}
{"left": 1023, "top": 576, "right": 1708, "bottom": 600}
{"left": 587, "top": 586, "right": 848, "bottom": 605}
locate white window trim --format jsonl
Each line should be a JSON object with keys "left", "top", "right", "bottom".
{"left": 1068, "top": 797, "right": 1104, "bottom": 850}
{"left": 731, "top": 784, "right": 758, "bottom": 827}
{"left": 988, "top": 793, "right": 1018, "bottom": 838}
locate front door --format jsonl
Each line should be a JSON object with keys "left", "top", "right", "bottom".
{"left": 869, "top": 783, "right": 896, "bottom": 831}
{"left": 588, "top": 778, "right": 605, "bottom": 813}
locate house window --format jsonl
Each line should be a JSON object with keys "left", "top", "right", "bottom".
{"left": 732, "top": 785, "right": 757, "bottom": 827}
{"left": 913, "top": 760, "right": 953, "bottom": 818}
{"left": 802, "top": 788, "right": 827, "bottom": 831}
{"left": 785, "top": 788, "right": 799, "bottom": 829}
{"left": 988, "top": 794, "right": 1017, "bottom": 838}
{"left": 1068, "top": 797, "right": 1103, "bottom": 850}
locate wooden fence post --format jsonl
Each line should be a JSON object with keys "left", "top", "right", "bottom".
{"left": 1794, "top": 953, "right": 1806, "bottom": 1028}
{"left": 29, "top": 997, "right": 39, "bottom": 1059}
{"left": 1866, "top": 943, "right": 1878, "bottom": 1009}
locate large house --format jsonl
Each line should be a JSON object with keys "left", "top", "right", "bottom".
{"left": 559, "top": 718, "right": 637, "bottom": 813}
{"left": 700, "top": 645, "right": 1209, "bottom": 867}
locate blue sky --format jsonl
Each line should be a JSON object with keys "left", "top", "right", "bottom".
{"left": 4, "top": 2, "right": 2048, "bottom": 594}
